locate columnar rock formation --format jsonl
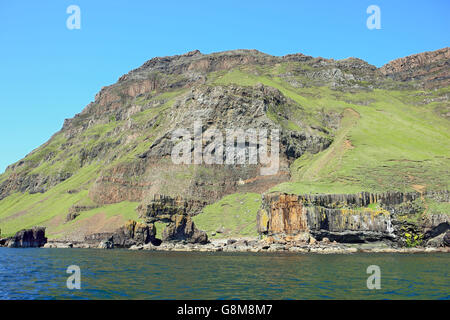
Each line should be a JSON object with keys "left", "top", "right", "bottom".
{"left": 258, "top": 191, "right": 449, "bottom": 244}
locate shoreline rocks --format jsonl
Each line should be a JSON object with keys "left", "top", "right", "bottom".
{"left": 122, "top": 238, "right": 450, "bottom": 254}
{"left": 18, "top": 236, "right": 450, "bottom": 254}
{"left": 1, "top": 227, "right": 47, "bottom": 248}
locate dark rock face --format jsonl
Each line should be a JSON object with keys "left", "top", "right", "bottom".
{"left": 84, "top": 232, "right": 115, "bottom": 245}
{"left": 310, "top": 231, "right": 392, "bottom": 243}
{"left": 161, "top": 214, "right": 208, "bottom": 244}
{"left": 421, "top": 214, "right": 449, "bottom": 239}
{"left": 84, "top": 220, "right": 158, "bottom": 248}
{"left": 6, "top": 227, "right": 47, "bottom": 248}
{"left": 111, "top": 220, "right": 157, "bottom": 247}
{"left": 139, "top": 194, "right": 208, "bottom": 244}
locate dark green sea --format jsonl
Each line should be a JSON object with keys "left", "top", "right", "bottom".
{"left": 0, "top": 248, "right": 448, "bottom": 299}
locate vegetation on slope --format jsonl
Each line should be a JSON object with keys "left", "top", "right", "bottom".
{"left": 193, "top": 193, "right": 262, "bottom": 239}
{"left": 0, "top": 50, "right": 449, "bottom": 239}
{"left": 211, "top": 66, "right": 450, "bottom": 194}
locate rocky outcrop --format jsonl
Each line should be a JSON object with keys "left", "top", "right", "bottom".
{"left": 111, "top": 220, "right": 158, "bottom": 247}
{"left": 88, "top": 161, "right": 150, "bottom": 205}
{"left": 3, "top": 226, "right": 47, "bottom": 248}
{"left": 257, "top": 191, "right": 449, "bottom": 245}
{"left": 421, "top": 214, "right": 449, "bottom": 239}
{"left": 161, "top": 214, "right": 208, "bottom": 244}
{"left": 258, "top": 193, "right": 396, "bottom": 243}
{"left": 139, "top": 194, "right": 208, "bottom": 244}
{"left": 65, "top": 211, "right": 80, "bottom": 222}
{"left": 426, "top": 231, "right": 450, "bottom": 248}
{"left": 379, "top": 47, "right": 450, "bottom": 88}
{"left": 98, "top": 239, "right": 114, "bottom": 249}
{"left": 84, "top": 220, "right": 158, "bottom": 248}
{"left": 138, "top": 194, "right": 208, "bottom": 220}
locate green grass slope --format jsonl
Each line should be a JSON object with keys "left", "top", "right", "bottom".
{"left": 192, "top": 193, "right": 262, "bottom": 239}
{"left": 211, "top": 66, "right": 450, "bottom": 194}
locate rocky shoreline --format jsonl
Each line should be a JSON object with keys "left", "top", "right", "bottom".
{"left": 1, "top": 221, "right": 449, "bottom": 254}
{"left": 37, "top": 237, "right": 450, "bottom": 254}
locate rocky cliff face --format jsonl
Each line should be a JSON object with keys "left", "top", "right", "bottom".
{"left": 258, "top": 191, "right": 449, "bottom": 245}
{"left": 139, "top": 194, "right": 208, "bottom": 244}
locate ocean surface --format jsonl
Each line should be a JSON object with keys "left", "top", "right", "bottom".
{"left": 0, "top": 248, "right": 448, "bottom": 299}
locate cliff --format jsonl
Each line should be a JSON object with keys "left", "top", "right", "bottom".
{"left": 258, "top": 191, "right": 449, "bottom": 246}
{"left": 0, "top": 48, "right": 448, "bottom": 246}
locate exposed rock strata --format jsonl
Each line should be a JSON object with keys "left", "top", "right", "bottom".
{"left": 161, "top": 214, "right": 208, "bottom": 244}
{"left": 84, "top": 220, "right": 158, "bottom": 248}
{"left": 380, "top": 47, "right": 449, "bottom": 88}
{"left": 257, "top": 191, "right": 449, "bottom": 245}
{"left": 139, "top": 194, "right": 208, "bottom": 244}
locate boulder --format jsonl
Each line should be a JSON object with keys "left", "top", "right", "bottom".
{"left": 65, "top": 211, "right": 80, "bottom": 222}
{"left": 444, "top": 231, "right": 450, "bottom": 247}
{"left": 43, "top": 242, "right": 73, "bottom": 248}
{"left": 421, "top": 214, "right": 449, "bottom": 239}
{"left": 425, "top": 230, "right": 450, "bottom": 247}
{"left": 98, "top": 239, "right": 114, "bottom": 249}
{"left": 293, "top": 232, "right": 310, "bottom": 243}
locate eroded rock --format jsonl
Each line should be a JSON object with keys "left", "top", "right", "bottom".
{"left": 6, "top": 226, "right": 47, "bottom": 248}
{"left": 162, "top": 215, "right": 208, "bottom": 244}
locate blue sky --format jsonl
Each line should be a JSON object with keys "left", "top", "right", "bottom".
{"left": 0, "top": 0, "right": 449, "bottom": 173}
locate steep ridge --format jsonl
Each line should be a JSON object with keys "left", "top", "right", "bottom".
{"left": 380, "top": 47, "right": 450, "bottom": 88}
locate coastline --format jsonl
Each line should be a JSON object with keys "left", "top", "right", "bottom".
{"left": 40, "top": 238, "right": 450, "bottom": 254}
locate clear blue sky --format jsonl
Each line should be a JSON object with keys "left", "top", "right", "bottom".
{"left": 0, "top": 0, "right": 449, "bottom": 173}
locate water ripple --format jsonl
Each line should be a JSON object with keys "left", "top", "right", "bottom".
{"left": 0, "top": 248, "right": 448, "bottom": 299}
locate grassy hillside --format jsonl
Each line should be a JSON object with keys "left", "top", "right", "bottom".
{"left": 193, "top": 193, "right": 261, "bottom": 239}
{"left": 0, "top": 55, "right": 449, "bottom": 239}
{"left": 211, "top": 67, "right": 450, "bottom": 194}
